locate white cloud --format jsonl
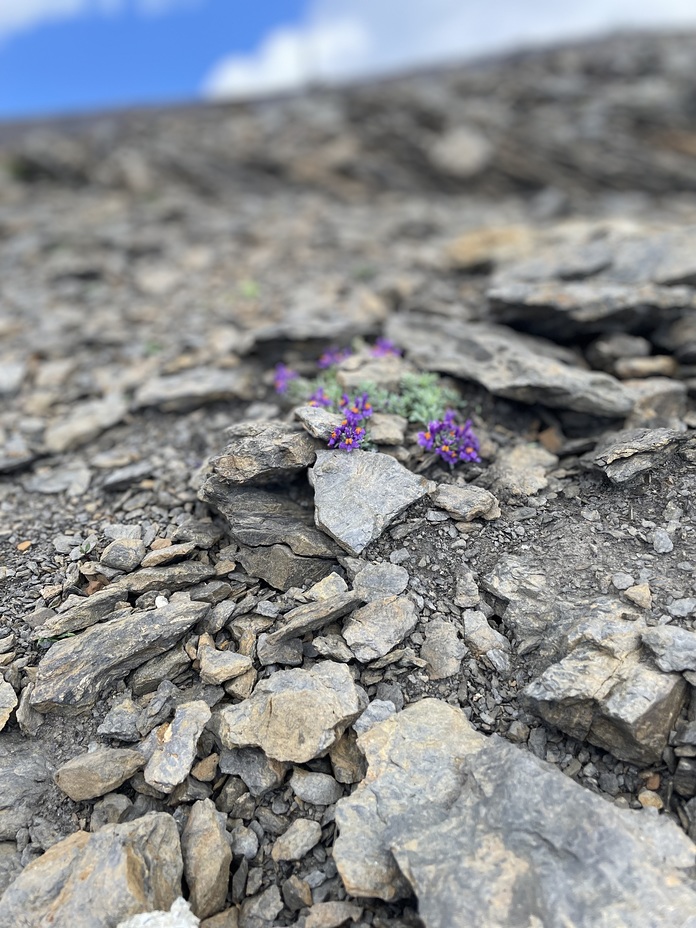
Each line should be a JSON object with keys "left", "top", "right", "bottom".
{"left": 203, "top": 17, "right": 371, "bottom": 99}
{"left": 203, "top": 0, "right": 696, "bottom": 100}
{"left": 0, "top": 0, "right": 196, "bottom": 42}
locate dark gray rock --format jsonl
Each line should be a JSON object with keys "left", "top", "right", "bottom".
{"left": 32, "top": 588, "right": 128, "bottom": 638}
{"left": 235, "top": 543, "right": 337, "bottom": 592}
{"left": 310, "top": 450, "right": 434, "bottom": 556}
{"left": 584, "top": 428, "right": 692, "bottom": 483}
{"left": 218, "top": 747, "right": 289, "bottom": 797}
{"left": 0, "top": 735, "right": 52, "bottom": 840}
{"left": 209, "top": 420, "right": 318, "bottom": 485}
{"left": 199, "top": 477, "right": 339, "bottom": 558}
{"left": 265, "top": 591, "right": 363, "bottom": 645}
{"left": 31, "top": 593, "right": 209, "bottom": 712}
{"left": 386, "top": 314, "right": 633, "bottom": 417}
{"left": 487, "top": 280, "right": 696, "bottom": 340}
{"left": 352, "top": 563, "right": 409, "bottom": 602}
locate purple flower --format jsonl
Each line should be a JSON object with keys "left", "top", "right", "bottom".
{"left": 371, "top": 338, "right": 402, "bottom": 358}
{"left": 328, "top": 420, "right": 366, "bottom": 452}
{"left": 418, "top": 412, "right": 480, "bottom": 467}
{"left": 307, "top": 387, "right": 333, "bottom": 408}
{"left": 274, "top": 363, "right": 298, "bottom": 394}
{"left": 318, "top": 346, "right": 352, "bottom": 369}
{"left": 339, "top": 392, "right": 373, "bottom": 425}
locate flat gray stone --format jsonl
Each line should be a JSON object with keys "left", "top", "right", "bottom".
{"left": 487, "top": 280, "right": 696, "bottom": 340}
{"left": 144, "top": 700, "right": 212, "bottom": 793}
{"left": 386, "top": 315, "right": 633, "bottom": 417}
{"left": 342, "top": 596, "right": 418, "bottom": 662}
{"left": 391, "top": 732, "right": 696, "bottom": 928}
{"left": 33, "top": 588, "right": 128, "bottom": 638}
{"left": 353, "top": 563, "right": 409, "bottom": 602}
{"left": 431, "top": 484, "right": 500, "bottom": 521}
{"left": 235, "top": 543, "right": 336, "bottom": 592}
{"left": 0, "top": 735, "right": 52, "bottom": 840}
{"left": 210, "top": 420, "right": 318, "bottom": 486}
{"left": 198, "top": 646, "right": 253, "bottom": 685}
{"left": 643, "top": 626, "right": 696, "bottom": 672}
{"left": 133, "top": 367, "right": 253, "bottom": 411}
{"left": 31, "top": 594, "right": 209, "bottom": 713}
{"left": 265, "top": 591, "right": 363, "bottom": 645}
{"left": 294, "top": 405, "right": 343, "bottom": 440}
{"left": 479, "top": 444, "right": 557, "bottom": 499}
{"left": 44, "top": 395, "right": 127, "bottom": 453}
{"left": 290, "top": 769, "right": 343, "bottom": 805}
{"left": 211, "top": 661, "right": 363, "bottom": 763}
{"left": 310, "top": 450, "right": 434, "bottom": 556}
{"left": 420, "top": 620, "right": 466, "bottom": 680}
{"left": 200, "top": 477, "right": 339, "bottom": 559}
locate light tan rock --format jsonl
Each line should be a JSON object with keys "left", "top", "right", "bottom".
{"left": 0, "top": 680, "right": 18, "bottom": 731}
{"left": 182, "top": 799, "right": 232, "bottom": 920}
{"left": 55, "top": 747, "right": 144, "bottom": 801}
{"left": 432, "top": 484, "right": 501, "bottom": 521}
{"left": 144, "top": 701, "right": 212, "bottom": 793}
{"left": 0, "top": 812, "right": 182, "bottom": 928}
{"left": 211, "top": 661, "right": 363, "bottom": 763}
{"left": 271, "top": 819, "right": 322, "bottom": 862}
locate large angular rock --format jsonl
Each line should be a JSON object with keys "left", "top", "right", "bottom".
{"left": 0, "top": 813, "right": 183, "bottom": 928}
{"left": 31, "top": 593, "right": 209, "bottom": 712}
{"left": 209, "top": 420, "right": 318, "bottom": 486}
{"left": 478, "top": 443, "right": 557, "bottom": 499}
{"left": 211, "top": 661, "right": 363, "bottom": 763}
{"left": 144, "top": 701, "right": 212, "bottom": 794}
{"left": 182, "top": 799, "right": 231, "bottom": 920}
{"left": 334, "top": 700, "right": 485, "bottom": 900}
{"left": 309, "top": 450, "right": 434, "bottom": 556}
{"left": 54, "top": 747, "right": 145, "bottom": 801}
{"left": 334, "top": 700, "right": 696, "bottom": 926}
{"left": 386, "top": 314, "right": 633, "bottom": 417}
{"left": 523, "top": 615, "right": 687, "bottom": 765}
{"left": 0, "top": 735, "right": 53, "bottom": 840}
{"left": 391, "top": 734, "right": 696, "bottom": 928}
{"left": 133, "top": 367, "right": 253, "bottom": 411}
{"left": 342, "top": 596, "right": 418, "bottom": 662}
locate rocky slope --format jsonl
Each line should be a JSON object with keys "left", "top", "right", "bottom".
{"left": 2, "top": 28, "right": 696, "bottom": 928}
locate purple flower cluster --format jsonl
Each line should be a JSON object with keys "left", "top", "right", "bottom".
{"left": 339, "top": 392, "right": 373, "bottom": 424}
{"left": 371, "top": 338, "right": 402, "bottom": 358}
{"left": 318, "top": 346, "right": 352, "bottom": 369}
{"left": 328, "top": 421, "right": 366, "bottom": 451}
{"left": 273, "top": 363, "right": 298, "bottom": 394}
{"left": 417, "top": 410, "right": 480, "bottom": 466}
{"left": 328, "top": 392, "right": 374, "bottom": 452}
{"left": 307, "top": 387, "right": 333, "bottom": 408}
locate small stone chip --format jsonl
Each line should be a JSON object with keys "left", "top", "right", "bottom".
{"left": 271, "top": 819, "right": 322, "bottom": 862}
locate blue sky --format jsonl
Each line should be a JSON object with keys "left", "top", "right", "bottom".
{"left": 2, "top": 0, "right": 696, "bottom": 121}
